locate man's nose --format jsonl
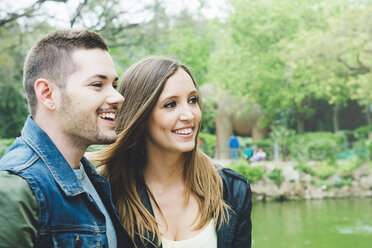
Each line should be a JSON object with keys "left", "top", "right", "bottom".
{"left": 107, "top": 87, "right": 124, "bottom": 106}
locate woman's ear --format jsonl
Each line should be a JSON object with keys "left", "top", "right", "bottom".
{"left": 34, "top": 78, "right": 57, "bottom": 110}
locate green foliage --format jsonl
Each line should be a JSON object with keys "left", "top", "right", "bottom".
{"left": 314, "top": 163, "right": 336, "bottom": 180}
{"left": 288, "top": 132, "right": 345, "bottom": 161}
{"left": 227, "top": 159, "right": 264, "bottom": 183}
{"left": 87, "top": 145, "right": 107, "bottom": 153}
{"left": 295, "top": 156, "right": 363, "bottom": 181}
{"left": 166, "top": 23, "right": 212, "bottom": 85}
{"left": 351, "top": 125, "right": 372, "bottom": 161}
{"left": 268, "top": 168, "right": 283, "bottom": 185}
{"left": 200, "top": 101, "right": 217, "bottom": 134}
{"left": 295, "top": 162, "right": 315, "bottom": 175}
{"left": 0, "top": 138, "right": 15, "bottom": 158}
{"left": 338, "top": 157, "right": 362, "bottom": 174}
{"left": 198, "top": 132, "right": 216, "bottom": 158}
{"left": 0, "top": 84, "right": 28, "bottom": 138}
{"left": 333, "top": 177, "right": 353, "bottom": 188}
{"left": 353, "top": 125, "right": 372, "bottom": 139}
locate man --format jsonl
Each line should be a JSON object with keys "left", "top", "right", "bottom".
{"left": 0, "top": 29, "right": 134, "bottom": 247}
{"left": 228, "top": 135, "right": 240, "bottom": 160}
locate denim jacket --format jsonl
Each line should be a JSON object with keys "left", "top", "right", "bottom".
{"left": 0, "top": 116, "right": 134, "bottom": 248}
{"left": 133, "top": 165, "right": 252, "bottom": 248}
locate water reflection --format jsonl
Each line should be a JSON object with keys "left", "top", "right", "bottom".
{"left": 252, "top": 198, "right": 372, "bottom": 248}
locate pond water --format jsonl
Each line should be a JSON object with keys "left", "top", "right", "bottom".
{"left": 252, "top": 198, "right": 372, "bottom": 248}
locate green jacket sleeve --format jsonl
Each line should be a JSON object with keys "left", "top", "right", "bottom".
{"left": 0, "top": 171, "right": 39, "bottom": 247}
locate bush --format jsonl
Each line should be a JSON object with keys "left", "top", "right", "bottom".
{"left": 198, "top": 132, "right": 216, "bottom": 158}
{"left": 227, "top": 159, "right": 264, "bottom": 182}
{"left": 294, "top": 162, "right": 315, "bottom": 175}
{"left": 338, "top": 157, "right": 362, "bottom": 174}
{"left": 288, "top": 132, "right": 345, "bottom": 161}
{"left": 0, "top": 138, "right": 15, "bottom": 158}
{"left": 268, "top": 168, "right": 283, "bottom": 185}
{"left": 87, "top": 144, "right": 107, "bottom": 152}
{"left": 334, "top": 177, "right": 353, "bottom": 188}
{"left": 313, "top": 163, "right": 336, "bottom": 180}
{"left": 353, "top": 125, "right": 372, "bottom": 140}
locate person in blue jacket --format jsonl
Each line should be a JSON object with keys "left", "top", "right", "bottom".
{"left": 228, "top": 135, "right": 240, "bottom": 160}
{"left": 0, "top": 29, "right": 134, "bottom": 247}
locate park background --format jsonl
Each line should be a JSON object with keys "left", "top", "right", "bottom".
{"left": 0, "top": 0, "right": 372, "bottom": 247}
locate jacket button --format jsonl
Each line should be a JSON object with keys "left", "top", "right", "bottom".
{"left": 74, "top": 235, "right": 82, "bottom": 248}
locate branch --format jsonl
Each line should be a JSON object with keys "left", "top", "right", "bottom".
{"left": 70, "top": 0, "right": 89, "bottom": 28}
{"left": 356, "top": 53, "right": 370, "bottom": 72}
{"left": 0, "top": 0, "right": 67, "bottom": 27}
{"left": 337, "top": 55, "right": 370, "bottom": 74}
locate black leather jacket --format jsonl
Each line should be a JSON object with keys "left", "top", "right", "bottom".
{"left": 134, "top": 165, "right": 252, "bottom": 248}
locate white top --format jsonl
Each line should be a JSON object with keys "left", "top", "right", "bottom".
{"left": 161, "top": 220, "right": 217, "bottom": 248}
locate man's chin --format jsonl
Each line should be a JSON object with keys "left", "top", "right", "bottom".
{"left": 94, "top": 134, "right": 118, "bottom": 145}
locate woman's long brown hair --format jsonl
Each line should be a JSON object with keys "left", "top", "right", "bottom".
{"left": 89, "top": 57, "right": 230, "bottom": 246}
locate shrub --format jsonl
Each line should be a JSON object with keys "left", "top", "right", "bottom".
{"left": 198, "top": 132, "right": 216, "bottom": 158}
{"left": 333, "top": 177, "right": 353, "bottom": 188}
{"left": 313, "top": 163, "right": 336, "bottom": 180}
{"left": 294, "top": 162, "right": 315, "bottom": 175}
{"left": 288, "top": 132, "right": 344, "bottom": 161}
{"left": 353, "top": 125, "right": 372, "bottom": 140}
{"left": 338, "top": 157, "right": 362, "bottom": 174}
{"left": 87, "top": 144, "right": 107, "bottom": 153}
{"left": 268, "top": 168, "right": 283, "bottom": 185}
{"left": 0, "top": 138, "right": 15, "bottom": 158}
{"left": 227, "top": 159, "right": 264, "bottom": 182}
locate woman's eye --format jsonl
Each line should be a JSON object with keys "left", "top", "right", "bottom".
{"left": 164, "top": 101, "right": 177, "bottom": 108}
{"left": 189, "top": 96, "right": 199, "bottom": 104}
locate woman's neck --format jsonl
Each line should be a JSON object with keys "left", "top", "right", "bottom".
{"left": 144, "top": 148, "right": 185, "bottom": 187}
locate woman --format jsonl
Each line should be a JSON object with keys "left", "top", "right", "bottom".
{"left": 91, "top": 57, "right": 252, "bottom": 248}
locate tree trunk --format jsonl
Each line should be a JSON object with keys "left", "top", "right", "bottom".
{"left": 365, "top": 104, "right": 372, "bottom": 125}
{"left": 296, "top": 115, "right": 305, "bottom": 134}
{"left": 333, "top": 103, "right": 340, "bottom": 133}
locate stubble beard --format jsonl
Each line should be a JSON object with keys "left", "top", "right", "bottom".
{"left": 58, "top": 92, "right": 118, "bottom": 148}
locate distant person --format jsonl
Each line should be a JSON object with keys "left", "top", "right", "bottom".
{"left": 250, "top": 147, "right": 266, "bottom": 162}
{"left": 249, "top": 145, "right": 258, "bottom": 162}
{"left": 0, "top": 29, "right": 134, "bottom": 247}
{"left": 243, "top": 144, "right": 254, "bottom": 161}
{"left": 256, "top": 148, "right": 267, "bottom": 161}
{"left": 90, "top": 57, "right": 252, "bottom": 248}
{"left": 228, "top": 135, "right": 240, "bottom": 160}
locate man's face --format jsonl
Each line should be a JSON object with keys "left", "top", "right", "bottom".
{"left": 54, "top": 48, "right": 124, "bottom": 147}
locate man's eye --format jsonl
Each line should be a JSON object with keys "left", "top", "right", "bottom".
{"left": 164, "top": 101, "right": 176, "bottom": 108}
{"left": 189, "top": 96, "right": 199, "bottom": 104}
{"left": 92, "top": 82, "right": 103, "bottom": 87}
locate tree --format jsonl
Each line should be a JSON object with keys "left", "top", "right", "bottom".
{"left": 208, "top": 0, "right": 327, "bottom": 133}
{"left": 283, "top": 1, "right": 372, "bottom": 131}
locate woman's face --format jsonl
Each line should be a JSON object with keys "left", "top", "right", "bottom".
{"left": 146, "top": 68, "right": 202, "bottom": 155}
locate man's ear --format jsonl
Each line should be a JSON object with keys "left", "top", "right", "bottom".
{"left": 34, "top": 78, "right": 58, "bottom": 110}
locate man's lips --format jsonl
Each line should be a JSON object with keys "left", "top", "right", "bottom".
{"left": 98, "top": 112, "right": 116, "bottom": 120}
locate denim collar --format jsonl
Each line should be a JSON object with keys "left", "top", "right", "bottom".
{"left": 21, "top": 115, "right": 99, "bottom": 197}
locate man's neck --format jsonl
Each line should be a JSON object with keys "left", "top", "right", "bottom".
{"left": 34, "top": 114, "right": 87, "bottom": 169}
